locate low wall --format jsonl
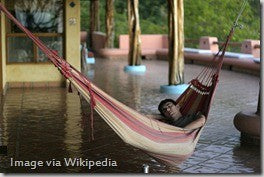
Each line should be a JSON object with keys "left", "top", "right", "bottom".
{"left": 185, "top": 52, "right": 259, "bottom": 75}
{"left": 89, "top": 32, "right": 260, "bottom": 75}
{"left": 119, "top": 34, "right": 168, "bottom": 50}
{"left": 90, "top": 32, "right": 260, "bottom": 60}
{"left": 98, "top": 48, "right": 128, "bottom": 59}
{"left": 92, "top": 32, "right": 168, "bottom": 59}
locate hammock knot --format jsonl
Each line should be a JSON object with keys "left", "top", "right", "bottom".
{"left": 60, "top": 61, "right": 72, "bottom": 79}
{"left": 86, "top": 82, "right": 96, "bottom": 109}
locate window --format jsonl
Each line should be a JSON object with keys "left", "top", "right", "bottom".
{"left": 6, "top": 0, "right": 64, "bottom": 63}
{"left": 7, "top": 35, "right": 34, "bottom": 62}
{"left": 37, "top": 36, "right": 63, "bottom": 62}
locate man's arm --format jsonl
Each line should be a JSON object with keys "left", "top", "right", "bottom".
{"left": 146, "top": 114, "right": 164, "bottom": 120}
{"left": 184, "top": 115, "right": 206, "bottom": 129}
{"left": 146, "top": 114, "right": 172, "bottom": 123}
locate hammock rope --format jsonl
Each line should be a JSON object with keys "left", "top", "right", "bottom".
{"left": 0, "top": 1, "right": 247, "bottom": 166}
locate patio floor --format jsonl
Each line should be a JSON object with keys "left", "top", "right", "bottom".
{"left": 0, "top": 58, "right": 261, "bottom": 173}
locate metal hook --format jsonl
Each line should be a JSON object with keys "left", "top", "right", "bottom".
{"left": 234, "top": 23, "right": 244, "bottom": 29}
{"left": 238, "top": 24, "right": 244, "bottom": 29}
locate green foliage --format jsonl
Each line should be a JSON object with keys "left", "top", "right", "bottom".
{"left": 80, "top": 0, "right": 260, "bottom": 48}
{"left": 114, "top": 12, "right": 128, "bottom": 46}
{"left": 80, "top": 1, "right": 89, "bottom": 31}
{"left": 184, "top": 0, "right": 260, "bottom": 42}
{"left": 140, "top": 20, "right": 167, "bottom": 35}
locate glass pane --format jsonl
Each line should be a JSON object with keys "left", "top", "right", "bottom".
{"left": 8, "top": 37, "right": 34, "bottom": 63}
{"left": 11, "top": 0, "right": 63, "bottom": 33}
{"left": 37, "top": 36, "right": 63, "bottom": 62}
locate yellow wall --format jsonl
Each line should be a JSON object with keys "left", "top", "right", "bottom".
{"left": 0, "top": 0, "right": 7, "bottom": 93}
{"left": 6, "top": 65, "right": 64, "bottom": 84}
{"left": 65, "top": 0, "right": 81, "bottom": 70}
{"left": 3, "top": 0, "right": 81, "bottom": 86}
{"left": 7, "top": 64, "right": 63, "bottom": 82}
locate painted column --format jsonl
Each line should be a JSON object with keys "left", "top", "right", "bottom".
{"left": 167, "top": 0, "right": 184, "bottom": 85}
{"left": 65, "top": 0, "right": 81, "bottom": 71}
{"left": 160, "top": 0, "right": 187, "bottom": 94}
{"left": 124, "top": 0, "right": 146, "bottom": 73}
{"left": 0, "top": 0, "right": 7, "bottom": 95}
{"left": 127, "top": 0, "right": 142, "bottom": 66}
{"left": 0, "top": 1, "right": 2, "bottom": 95}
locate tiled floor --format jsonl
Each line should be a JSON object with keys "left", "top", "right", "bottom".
{"left": 0, "top": 58, "right": 261, "bottom": 173}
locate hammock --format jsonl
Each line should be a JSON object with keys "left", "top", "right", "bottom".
{"left": 0, "top": 2, "right": 246, "bottom": 166}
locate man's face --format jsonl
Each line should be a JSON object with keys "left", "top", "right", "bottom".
{"left": 161, "top": 102, "right": 182, "bottom": 120}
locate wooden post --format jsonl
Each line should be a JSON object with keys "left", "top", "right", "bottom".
{"left": 127, "top": 0, "right": 142, "bottom": 66}
{"left": 105, "top": 0, "right": 115, "bottom": 48}
{"left": 89, "top": 0, "right": 100, "bottom": 48}
{"left": 167, "top": 0, "right": 184, "bottom": 85}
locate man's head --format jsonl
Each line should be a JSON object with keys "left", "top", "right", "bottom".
{"left": 158, "top": 99, "right": 182, "bottom": 120}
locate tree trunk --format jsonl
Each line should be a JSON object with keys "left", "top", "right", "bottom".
{"left": 94, "top": 0, "right": 100, "bottom": 31}
{"left": 105, "top": 0, "right": 115, "bottom": 48}
{"left": 127, "top": 0, "right": 142, "bottom": 66}
{"left": 89, "top": 0, "right": 100, "bottom": 48}
{"left": 167, "top": 0, "right": 184, "bottom": 85}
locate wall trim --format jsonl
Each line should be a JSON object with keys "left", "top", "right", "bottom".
{"left": 7, "top": 81, "right": 66, "bottom": 88}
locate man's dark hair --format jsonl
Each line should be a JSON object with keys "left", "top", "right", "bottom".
{"left": 158, "top": 99, "right": 177, "bottom": 116}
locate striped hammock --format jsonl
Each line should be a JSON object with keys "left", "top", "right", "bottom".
{"left": 0, "top": 2, "right": 245, "bottom": 166}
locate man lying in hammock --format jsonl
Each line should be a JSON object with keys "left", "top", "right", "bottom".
{"left": 155, "top": 99, "right": 206, "bottom": 129}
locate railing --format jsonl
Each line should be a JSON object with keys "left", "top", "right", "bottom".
{"left": 213, "top": 41, "right": 242, "bottom": 47}
{"left": 185, "top": 38, "right": 200, "bottom": 43}
{"left": 184, "top": 38, "right": 200, "bottom": 49}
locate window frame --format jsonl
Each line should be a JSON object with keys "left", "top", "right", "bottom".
{"left": 6, "top": 33, "right": 64, "bottom": 64}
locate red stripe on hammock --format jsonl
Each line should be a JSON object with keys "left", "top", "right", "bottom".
{"left": 180, "top": 90, "right": 199, "bottom": 115}
{"left": 197, "top": 94, "right": 209, "bottom": 115}
{"left": 204, "top": 76, "right": 218, "bottom": 117}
